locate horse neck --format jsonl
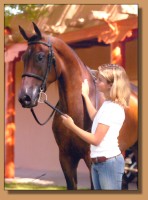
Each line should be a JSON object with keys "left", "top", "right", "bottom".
{"left": 52, "top": 37, "right": 95, "bottom": 112}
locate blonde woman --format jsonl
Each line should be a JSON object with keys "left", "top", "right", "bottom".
{"left": 61, "top": 64, "right": 131, "bottom": 190}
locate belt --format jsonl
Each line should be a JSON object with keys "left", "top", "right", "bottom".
{"left": 91, "top": 154, "right": 121, "bottom": 164}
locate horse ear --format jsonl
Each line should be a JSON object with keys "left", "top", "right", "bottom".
{"left": 32, "top": 22, "right": 42, "bottom": 39}
{"left": 18, "top": 25, "right": 29, "bottom": 41}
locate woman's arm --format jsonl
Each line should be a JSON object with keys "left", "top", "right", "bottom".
{"left": 82, "top": 79, "right": 97, "bottom": 120}
{"left": 61, "top": 114, "right": 109, "bottom": 146}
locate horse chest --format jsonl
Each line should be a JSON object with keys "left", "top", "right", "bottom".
{"left": 52, "top": 117, "right": 89, "bottom": 154}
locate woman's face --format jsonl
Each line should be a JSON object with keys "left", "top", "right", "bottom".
{"left": 96, "top": 74, "right": 111, "bottom": 94}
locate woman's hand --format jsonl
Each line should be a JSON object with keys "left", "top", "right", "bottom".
{"left": 61, "top": 114, "right": 75, "bottom": 129}
{"left": 82, "top": 79, "right": 89, "bottom": 98}
{"left": 82, "top": 78, "right": 97, "bottom": 120}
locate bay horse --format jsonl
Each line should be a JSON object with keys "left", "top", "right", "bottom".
{"left": 18, "top": 22, "right": 138, "bottom": 190}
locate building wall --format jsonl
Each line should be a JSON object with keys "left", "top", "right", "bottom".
{"left": 75, "top": 45, "right": 110, "bottom": 69}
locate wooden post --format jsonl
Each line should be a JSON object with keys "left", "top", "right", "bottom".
{"left": 5, "top": 62, "right": 15, "bottom": 178}
{"left": 110, "top": 41, "right": 126, "bottom": 68}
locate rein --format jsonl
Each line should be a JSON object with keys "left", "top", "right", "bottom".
{"left": 30, "top": 88, "right": 65, "bottom": 126}
{"left": 30, "top": 101, "right": 64, "bottom": 126}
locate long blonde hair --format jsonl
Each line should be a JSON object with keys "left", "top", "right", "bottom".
{"left": 98, "top": 64, "right": 131, "bottom": 107}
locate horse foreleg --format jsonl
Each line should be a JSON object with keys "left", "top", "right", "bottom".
{"left": 83, "top": 155, "right": 94, "bottom": 190}
{"left": 59, "top": 152, "right": 79, "bottom": 190}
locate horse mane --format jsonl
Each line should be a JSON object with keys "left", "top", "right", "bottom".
{"left": 50, "top": 36, "right": 89, "bottom": 72}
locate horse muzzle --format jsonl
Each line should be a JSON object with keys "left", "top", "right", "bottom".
{"left": 18, "top": 90, "right": 39, "bottom": 108}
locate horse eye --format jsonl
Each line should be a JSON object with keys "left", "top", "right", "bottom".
{"left": 35, "top": 53, "right": 45, "bottom": 62}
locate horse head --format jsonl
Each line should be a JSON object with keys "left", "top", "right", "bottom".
{"left": 18, "top": 22, "right": 58, "bottom": 108}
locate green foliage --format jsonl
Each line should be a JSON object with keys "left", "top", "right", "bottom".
{"left": 5, "top": 4, "right": 42, "bottom": 16}
{"left": 4, "top": 4, "right": 47, "bottom": 27}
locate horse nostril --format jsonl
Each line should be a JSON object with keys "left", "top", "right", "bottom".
{"left": 23, "top": 95, "right": 31, "bottom": 104}
{"left": 19, "top": 95, "right": 32, "bottom": 107}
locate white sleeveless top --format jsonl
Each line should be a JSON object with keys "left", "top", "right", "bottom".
{"left": 90, "top": 101, "right": 125, "bottom": 158}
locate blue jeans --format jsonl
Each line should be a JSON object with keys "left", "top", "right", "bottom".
{"left": 91, "top": 154, "right": 125, "bottom": 190}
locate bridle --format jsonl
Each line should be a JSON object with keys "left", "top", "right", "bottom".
{"left": 22, "top": 38, "right": 62, "bottom": 125}
{"left": 22, "top": 39, "right": 58, "bottom": 92}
